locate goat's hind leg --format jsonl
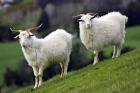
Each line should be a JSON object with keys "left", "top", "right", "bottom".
{"left": 112, "top": 45, "right": 117, "bottom": 58}
{"left": 116, "top": 44, "right": 123, "bottom": 58}
{"left": 63, "top": 58, "right": 69, "bottom": 76}
{"left": 59, "top": 63, "right": 64, "bottom": 77}
{"left": 93, "top": 50, "right": 99, "bottom": 65}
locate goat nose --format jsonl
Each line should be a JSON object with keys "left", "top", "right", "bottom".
{"left": 21, "top": 42, "right": 27, "bottom": 48}
{"left": 22, "top": 43, "right": 26, "bottom": 47}
{"left": 86, "top": 24, "right": 91, "bottom": 28}
{"left": 22, "top": 44, "right": 26, "bottom": 48}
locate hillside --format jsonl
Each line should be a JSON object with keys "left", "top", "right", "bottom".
{"left": 125, "top": 26, "right": 140, "bottom": 48}
{"left": 14, "top": 48, "right": 140, "bottom": 93}
{"left": 0, "top": 42, "right": 22, "bottom": 84}
{"left": 0, "top": 26, "right": 139, "bottom": 92}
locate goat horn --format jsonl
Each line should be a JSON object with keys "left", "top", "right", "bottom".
{"left": 73, "top": 14, "right": 85, "bottom": 18}
{"left": 87, "top": 13, "right": 98, "bottom": 16}
{"left": 28, "top": 24, "right": 43, "bottom": 32}
{"left": 10, "top": 28, "right": 20, "bottom": 32}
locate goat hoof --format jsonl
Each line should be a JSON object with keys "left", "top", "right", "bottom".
{"left": 93, "top": 63, "right": 97, "bottom": 65}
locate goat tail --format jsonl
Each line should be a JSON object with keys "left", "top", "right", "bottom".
{"left": 123, "top": 15, "right": 128, "bottom": 23}
{"left": 123, "top": 16, "right": 128, "bottom": 40}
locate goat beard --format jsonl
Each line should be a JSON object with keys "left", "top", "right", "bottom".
{"left": 21, "top": 44, "right": 32, "bottom": 49}
{"left": 85, "top": 25, "right": 92, "bottom": 29}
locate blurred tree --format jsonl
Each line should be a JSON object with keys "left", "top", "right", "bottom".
{"left": 4, "top": 68, "right": 17, "bottom": 86}
{"left": 43, "top": 64, "right": 60, "bottom": 80}
{"left": 37, "top": 10, "right": 50, "bottom": 32}
{"left": 98, "top": 0, "right": 122, "bottom": 14}
{"left": 36, "top": 0, "right": 49, "bottom": 9}
{"left": 0, "top": 85, "right": 2, "bottom": 93}
{"left": 126, "top": 0, "right": 140, "bottom": 26}
{"left": 17, "top": 59, "right": 34, "bottom": 86}
{"left": 98, "top": 51, "right": 108, "bottom": 61}
{"left": 0, "top": 26, "right": 15, "bottom": 42}
{"left": 3, "top": 60, "right": 33, "bottom": 87}
{"left": 121, "top": 46, "right": 134, "bottom": 54}
{"left": 69, "top": 40, "right": 90, "bottom": 70}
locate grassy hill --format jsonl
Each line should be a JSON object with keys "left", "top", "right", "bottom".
{"left": 14, "top": 48, "right": 140, "bottom": 93}
{"left": 0, "top": 42, "right": 22, "bottom": 84}
{"left": 125, "top": 26, "right": 140, "bottom": 48}
{"left": 0, "top": 26, "right": 139, "bottom": 92}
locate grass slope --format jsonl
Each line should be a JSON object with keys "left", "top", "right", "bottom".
{"left": 0, "top": 42, "right": 23, "bottom": 84}
{"left": 125, "top": 26, "right": 140, "bottom": 48}
{"left": 14, "top": 48, "right": 140, "bottom": 93}
{"left": 0, "top": 26, "right": 139, "bottom": 91}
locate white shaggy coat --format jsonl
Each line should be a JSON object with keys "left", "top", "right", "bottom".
{"left": 16, "top": 29, "right": 73, "bottom": 90}
{"left": 22, "top": 29, "right": 72, "bottom": 67}
{"left": 79, "top": 12, "right": 128, "bottom": 64}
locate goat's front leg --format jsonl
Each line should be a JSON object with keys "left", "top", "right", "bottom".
{"left": 32, "top": 66, "right": 39, "bottom": 90}
{"left": 59, "top": 63, "right": 64, "bottom": 77}
{"left": 38, "top": 66, "right": 44, "bottom": 87}
{"left": 93, "top": 50, "right": 99, "bottom": 65}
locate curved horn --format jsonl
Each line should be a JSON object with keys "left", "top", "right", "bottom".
{"left": 28, "top": 24, "right": 42, "bottom": 32}
{"left": 73, "top": 14, "right": 85, "bottom": 18}
{"left": 87, "top": 13, "right": 98, "bottom": 16}
{"left": 10, "top": 28, "right": 20, "bottom": 32}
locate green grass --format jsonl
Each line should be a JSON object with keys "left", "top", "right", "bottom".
{"left": 14, "top": 48, "right": 140, "bottom": 93}
{"left": 0, "top": 42, "right": 23, "bottom": 84}
{"left": 125, "top": 26, "right": 140, "bottom": 48}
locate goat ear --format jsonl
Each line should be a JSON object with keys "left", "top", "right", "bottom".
{"left": 78, "top": 19, "right": 84, "bottom": 22}
{"left": 14, "top": 35, "right": 19, "bottom": 39}
{"left": 28, "top": 24, "right": 42, "bottom": 32}
{"left": 10, "top": 28, "right": 20, "bottom": 32}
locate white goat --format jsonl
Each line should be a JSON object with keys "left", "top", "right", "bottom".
{"left": 10, "top": 25, "right": 73, "bottom": 90}
{"left": 75, "top": 12, "right": 128, "bottom": 65}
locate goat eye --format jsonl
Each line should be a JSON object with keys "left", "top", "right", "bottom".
{"left": 28, "top": 34, "right": 34, "bottom": 38}
{"left": 90, "top": 16, "right": 95, "bottom": 20}
{"left": 14, "top": 35, "right": 19, "bottom": 39}
{"left": 78, "top": 19, "right": 84, "bottom": 22}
